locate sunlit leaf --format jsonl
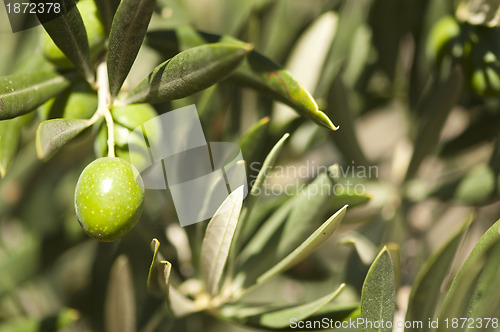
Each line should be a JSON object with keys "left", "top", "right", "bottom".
{"left": 0, "top": 70, "right": 72, "bottom": 120}
{"left": 201, "top": 186, "right": 244, "bottom": 296}
{"left": 107, "top": 0, "right": 156, "bottom": 98}
{"left": 338, "top": 232, "right": 378, "bottom": 265}
{"left": 360, "top": 247, "right": 396, "bottom": 332}
{"left": 124, "top": 43, "right": 252, "bottom": 105}
{"left": 36, "top": 118, "right": 93, "bottom": 161}
{"left": 105, "top": 255, "right": 136, "bottom": 332}
{"left": 33, "top": 0, "right": 94, "bottom": 83}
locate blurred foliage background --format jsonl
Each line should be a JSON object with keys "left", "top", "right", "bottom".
{"left": 0, "top": 0, "right": 500, "bottom": 331}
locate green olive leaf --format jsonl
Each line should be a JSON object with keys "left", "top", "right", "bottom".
{"left": 255, "top": 205, "right": 347, "bottom": 287}
{"left": 0, "top": 70, "right": 72, "bottom": 120}
{"left": 107, "top": 0, "right": 156, "bottom": 98}
{"left": 36, "top": 118, "right": 92, "bottom": 161}
{"left": 360, "top": 247, "right": 396, "bottom": 332}
{"left": 105, "top": 256, "right": 136, "bottom": 332}
{"left": 201, "top": 186, "right": 244, "bottom": 296}
{"left": 438, "top": 217, "right": 500, "bottom": 322}
{"left": 146, "top": 29, "right": 337, "bottom": 130}
{"left": 237, "top": 116, "right": 271, "bottom": 166}
{"left": 0, "top": 116, "right": 26, "bottom": 178}
{"left": 33, "top": 0, "right": 94, "bottom": 83}
{"left": 231, "top": 49, "right": 338, "bottom": 131}
{"left": 124, "top": 43, "right": 252, "bottom": 105}
{"left": 237, "top": 133, "right": 290, "bottom": 247}
{"left": 222, "top": 284, "right": 345, "bottom": 330}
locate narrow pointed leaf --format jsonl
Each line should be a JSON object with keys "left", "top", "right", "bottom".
{"left": 360, "top": 247, "right": 396, "bottom": 332}
{"left": 105, "top": 256, "right": 136, "bottom": 332}
{"left": 123, "top": 43, "right": 253, "bottom": 104}
{"left": 256, "top": 205, "right": 347, "bottom": 286}
{"left": 405, "top": 217, "right": 471, "bottom": 330}
{"left": 237, "top": 116, "right": 270, "bottom": 165}
{"left": 0, "top": 70, "right": 72, "bottom": 120}
{"left": 238, "top": 133, "right": 290, "bottom": 245}
{"left": 439, "top": 218, "right": 500, "bottom": 321}
{"left": 107, "top": 0, "right": 156, "bottom": 97}
{"left": 255, "top": 284, "right": 345, "bottom": 329}
{"left": 0, "top": 116, "right": 25, "bottom": 178}
{"left": 36, "top": 118, "right": 92, "bottom": 161}
{"left": 201, "top": 186, "right": 244, "bottom": 296}
{"left": 146, "top": 29, "right": 337, "bottom": 130}
{"left": 232, "top": 50, "right": 338, "bottom": 131}
{"left": 33, "top": 0, "right": 94, "bottom": 83}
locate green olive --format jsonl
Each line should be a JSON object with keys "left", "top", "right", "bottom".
{"left": 42, "top": 0, "right": 106, "bottom": 68}
{"left": 38, "top": 81, "right": 97, "bottom": 120}
{"left": 74, "top": 157, "right": 144, "bottom": 242}
{"left": 464, "top": 26, "right": 500, "bottom": 96}
{"left": 427, "top": 15, "right": 462, "bottom": 67}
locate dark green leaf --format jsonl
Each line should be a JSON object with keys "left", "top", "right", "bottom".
{"left": 0, "top": 70, "right": 72, "bottom": 120}
{"left": 33, "top": 0, "right": 94, "bottom": 83}
{"left": 105, "top": 255, "right": 136, "bottom": 332}
{"left": 107, "top": 0, "right": 156, "bottom": 98}
{"left": 124, "top": 43, "right": 252, "bottom": 104}
{"left": 201, "top": 186, "right": 244, "bottom": 296}
{"left": 237, "top": 133, "right": 290, "bottom": 246}
{"left": 439, "top": 217, "right": 500, "bottom": 321}
{"left": 360, "top": 247, "right": 396, "bottom": 332}
{"left": 0, "top": 116, "right": 25, "bottom": 178}
{"left": 146, "top": 29, "right": 337, "bottom": 130}
{"left": 237, "top": 116, "right": 271, "bottom": 165}
{"left": 36, "top": 118, "right": 92, "bottom": 161}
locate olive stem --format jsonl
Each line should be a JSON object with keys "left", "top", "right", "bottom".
{"left": 96, "top": 61, "right": 116, "bottom": 158}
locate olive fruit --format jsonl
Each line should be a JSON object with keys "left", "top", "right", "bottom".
{"left": 427, "top": 15, "right": 463, "bottom": 67}
{"left": 464, "top": 26, "right": 500, "bottom": 96}
{"left": 42, "top": 0, "right": 106, "bottom": 68}
{"left": 74, "top": 157, "right": 144, "bottom": 242}
{"left": 38, "top": 81, "right": 98, "bottom": 120}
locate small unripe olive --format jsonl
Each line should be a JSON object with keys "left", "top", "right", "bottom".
{"left": 38, "top": 81, "right": 97, "bottom": 120}
{"left": 42, "top": 0, "right": 106, "bottom": 68}
{"left": 427, "top": 16, "right": 462, "bottom": 66}
{"left": 74, "top": 157, "right": 144, "bottom": 242}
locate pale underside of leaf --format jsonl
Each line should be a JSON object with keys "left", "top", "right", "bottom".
{"left": 201, "top": 186, "right": 244, "bottom": 296}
